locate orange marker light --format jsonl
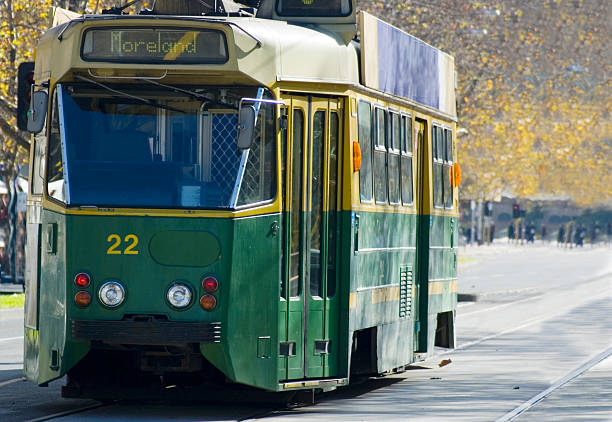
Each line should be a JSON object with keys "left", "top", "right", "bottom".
{"left": 452, "top": 162, "right": 462, "bottom": 187}
{"left": 200, "top": 294, "right": 217, "bottom": 311}
{"left": 353, "top": 141, "right": 362, "bottom": 172}
{"left": 75, "top": 291, "right": 91, "bottom": 307}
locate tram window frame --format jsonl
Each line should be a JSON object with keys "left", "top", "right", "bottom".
{"left": 327, "top": 110, "right": 340, "bottom": 299}
{"left": 432, "top": 124, "right": 444, "bottom": 209}
{"left": 443, "top": 128, "right": 454, "bottom": 209}
{"left": 387, "top": 110, "right": 401, "bottom": 206}
{"left": 400, "top": 113, "right": 414, "bottom": 206}
{"left": 289, "top": 108, "right": 305, "bottom": 299}
{"left": 45, "top": 89, "right": 67, "bottom": 204}
{"left": 309, "top": 109, "right": 326, "bottom": 298}
{"left": 373, "top": 106, "right": 388, "bottom": 205}
{"left": 357, "top": 100, "right": 374, "bottom": 204}
{"left": 280, "top": 106, "right": 288, "bottom": 301}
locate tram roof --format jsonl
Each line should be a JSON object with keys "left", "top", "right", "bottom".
{"left": 35, "top": 10, "right": 455, "bottom": 119}
{"left": 35, "top": 14, "right": 359, "bottom": 89}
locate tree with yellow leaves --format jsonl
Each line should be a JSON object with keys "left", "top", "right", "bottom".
{"left": 358, "top": 0, "right": 611, "bottom": 206}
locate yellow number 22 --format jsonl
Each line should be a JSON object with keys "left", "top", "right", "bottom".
{"left": 106, "top": 234, "right": 140, "bottom": 255}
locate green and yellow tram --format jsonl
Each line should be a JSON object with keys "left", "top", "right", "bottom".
{"left": 21, "top": 0, "right": 459, "bottom": 398}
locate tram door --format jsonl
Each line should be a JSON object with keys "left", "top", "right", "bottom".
{"left": 413, "top": 118, "right": 428, "bottom": 352}
{"left": 279, "top": 95, "right": 342, "bottom": 380}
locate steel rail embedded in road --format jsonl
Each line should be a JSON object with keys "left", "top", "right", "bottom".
{"left": 495, "top": 346, "right": 612, "bottom": 422}
{"left": 0, "top": 336, "right": 23, "bottom": 343}
{"left": 0, "top": 377, "right": 25, "bottom": 388}
{"left": 22, "top": 402, "right": 107, "bottom": 422}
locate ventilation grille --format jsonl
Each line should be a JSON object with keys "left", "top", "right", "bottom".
{"left": 399, "top": 266, "right": 413, "bottom": 318}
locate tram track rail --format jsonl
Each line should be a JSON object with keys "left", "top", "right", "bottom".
{"left": 495, "top": 346, "right": 612, "bottom": 421}
{"left": 0, "top": 377, "right": 25, "bottom": 388}
{"left": 22, "top": 402, "right": 107, "bottom": 422}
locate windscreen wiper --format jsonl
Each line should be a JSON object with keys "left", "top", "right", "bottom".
{"left": 143, "top": 79, "right": 212, "bottom": 104}
{"left": 74, "top": 75, "right": 186, "bottom": 114}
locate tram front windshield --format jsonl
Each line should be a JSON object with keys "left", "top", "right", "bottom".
{"left": 46, "top": 84, "right": 276, "bottom": 209}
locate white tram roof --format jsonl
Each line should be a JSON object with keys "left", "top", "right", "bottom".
{"left": 36, "top": 6, "right": 455, "bottom": 119}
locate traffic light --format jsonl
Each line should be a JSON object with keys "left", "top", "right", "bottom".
{"left": 512, "top": 203, "right": 520, "bottom": 219}
{"left": 484, "top": 201, "right": 493, "bottom": 217}
{"left": 17, "top": 62, "right": 35, "bottom": 131}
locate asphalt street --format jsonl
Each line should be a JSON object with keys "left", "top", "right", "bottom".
{"left": 0, "top": 243, "right": 610, "bottom": 421}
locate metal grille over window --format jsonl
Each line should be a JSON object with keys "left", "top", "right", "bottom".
{"left": 399, "top": 266, "right": 413, "bottom": 318}
{"left": 210, "top": 113, "right": 241, "bottom": 203}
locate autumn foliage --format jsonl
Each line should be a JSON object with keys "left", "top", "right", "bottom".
{"left": 0, "top": 1, "right": 610, "bottom": 205}
{"left": 359, "top": 0, "right": 611, "bottom": 205}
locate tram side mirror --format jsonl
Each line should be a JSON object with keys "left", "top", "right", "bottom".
{"left": 27, "top": 91, "right": 49, "bottom": 134}
{"left": 237, "top": 105, "right": 256, "bottom": 150}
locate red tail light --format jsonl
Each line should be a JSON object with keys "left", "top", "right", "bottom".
{"left": 202, "top": 276, "right": 219, "bottom": 292}
{"left": 75, "top": 272, "right": 91, "bottom": 288}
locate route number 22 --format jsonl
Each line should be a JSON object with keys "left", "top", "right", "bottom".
{"left": 107, "top": 234, "right": 139, "bottom": 255}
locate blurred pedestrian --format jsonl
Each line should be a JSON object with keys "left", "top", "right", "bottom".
{"left": 557, "top": 225, "right": 565, "bottom": 247}
{"left": 508, "top": 224, "right": 514, "bottom": 243}
{"left": 566, "top": 221, "right": 574, "bottom": 249}
{"left": 490, "top": 223, "right": 495, "bottom": 244}
{"left": 575, "top": 224, "right": 585, "bottom": 247}
{"left": 608, "top": 222, "right": 612, "bottom": 246}
{"left": 591, "top": 222, "right": 600, "bottom": 246}
{"left": 541, "top": 225, "right": 547, "bottom": 242}
{"left": 527, "top": 223, "right": 536, "bottom": 243}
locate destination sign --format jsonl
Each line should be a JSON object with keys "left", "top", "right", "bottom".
{"left": 81, "top": 28, "right": 228, "bottom": 64}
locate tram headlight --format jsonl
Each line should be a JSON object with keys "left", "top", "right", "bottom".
{"left": 98, "top": 281, "right": 126, "bottom": 308}
{"left": 167, "top": 283, "right": 193, "bottom": 309}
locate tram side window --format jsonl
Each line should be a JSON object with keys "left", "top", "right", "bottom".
{"left": 46, "top": 93, "right": 65, "bottom": 203}
{"left": 388, "top": 112, "right": 401, "bottom": 205}
{"left": 443, "top": 128, "right": 453, "bottom": 209}
{"left": 373, "top": 108, "right": 388, "bottom": 205}
{"left": 327, "top": 111, "right": 340, "bottom": 298}
{"left": 432, "top": 125, "right": 444, "bottom": 208}
{"left": 289, "top": 109, "right": 304, "bottom": 298}
{"left": 31, "top": 133, "right": 46, "bottom": 196}
{"left": 357, "top": 101, "right": 373, "bottom": 203}
{"left": 401, "top": 115, "right": 414, "bottom": 206}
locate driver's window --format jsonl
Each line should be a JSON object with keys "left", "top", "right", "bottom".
{"left": 46, "top": 91, "right": 65, "bottom": 203}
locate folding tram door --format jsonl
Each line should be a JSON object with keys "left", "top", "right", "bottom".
{"left": 414, "top": 118, "right": 429, "bottom": 353}
{"left": 279, "top": 95, "right": 342, "bottom": 381}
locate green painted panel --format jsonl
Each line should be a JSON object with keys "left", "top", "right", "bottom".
{"left": 149, "top": 231, "right": 221, "bottom": 267}
{"left": 376, "top": 319, "right": 414, "bottom": 372}
{"left": 306, "top": 308, "right": 324, "bottom": 378}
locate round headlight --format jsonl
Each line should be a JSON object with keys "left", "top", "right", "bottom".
{"left": 98, "top": 281, "right": 125, "bottom": 308}
{"left": 167, "top": 284, "right": 192, "bottom": 309}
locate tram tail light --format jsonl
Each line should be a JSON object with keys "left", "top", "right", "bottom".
{"left": 202, "top": 276, "right": 219, "bottom": 292}
{"left": 75, "top": 291, "right": 91, "bottom": 307}
{"left": 200, "top": 294, "right": 217, "bottom": 311}
{"left": 74, "top": 272, "right": 91, "bottom": 288}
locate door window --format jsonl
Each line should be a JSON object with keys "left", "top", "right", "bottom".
{"left": 289, "top": 109, "right": 304, "bottom": 298}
